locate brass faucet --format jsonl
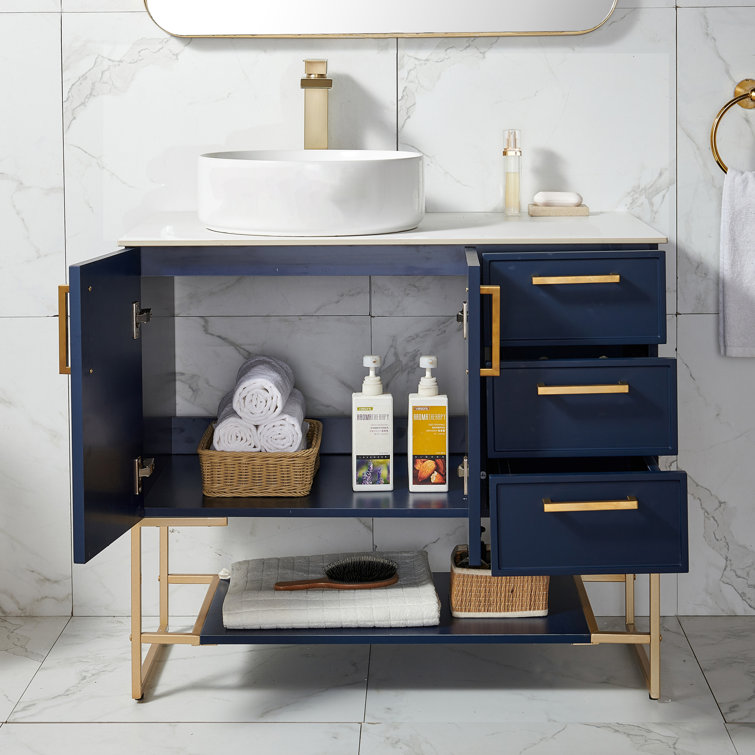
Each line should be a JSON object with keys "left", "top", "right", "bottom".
{"left": 301, "top": 60, "right": 332, "bottom": 150}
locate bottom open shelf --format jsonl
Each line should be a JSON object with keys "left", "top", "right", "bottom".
{"left": 199, "top": 573, "right": 591, "bottom": 645}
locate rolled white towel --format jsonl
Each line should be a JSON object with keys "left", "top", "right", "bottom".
{"left": 233, "top": 356, "right": 295, "bottom": 424}
{"left": 257, "top": 388, "right": 307, "bottom": 453}
{"left": 212, "top": 392, "right": 261, "bottom": 452}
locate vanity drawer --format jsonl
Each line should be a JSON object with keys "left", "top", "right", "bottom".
{"left": 484, "top": 252, "right": 665, "bottom": 345}
{"left": 489, "top": 461, "right": 688, "bottom": 576}
{"left": 487, "top": 358, "right": 677, "bottom": 457}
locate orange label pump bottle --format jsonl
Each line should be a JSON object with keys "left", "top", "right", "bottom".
{"left": 407, "top": 355, "right": 449, "bottom": 492}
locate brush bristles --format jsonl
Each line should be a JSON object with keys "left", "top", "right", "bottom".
{"left": 325, "top": 555, "right": 398, "bottom": 584}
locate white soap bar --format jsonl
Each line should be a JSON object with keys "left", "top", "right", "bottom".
{"left": 533, "top": 191, "right": 583, "bottom": 207}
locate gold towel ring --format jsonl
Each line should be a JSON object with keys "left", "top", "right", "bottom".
{"left": 711, "top": 79, "right": 755, "bottom": 174}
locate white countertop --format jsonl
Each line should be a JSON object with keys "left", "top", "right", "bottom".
{"left": 118, "top": 211, "right": 667, "bottom": 247}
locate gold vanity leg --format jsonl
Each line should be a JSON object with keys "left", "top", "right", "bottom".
{"left": 130, "top": 524, "right": 144, "bottom": 700}
{"left": 625, "top": 574, "right": 636, "bottom": 626}
{"left": 648, "top": 573, "right": 661, "bottom": 699}
{"left": 130, "top": 518, "right": 228, "bottom": 700}
{"left": 159, "top": 526, "right": 169, "bottom": 631}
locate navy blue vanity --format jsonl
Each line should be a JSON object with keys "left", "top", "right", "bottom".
{"left": 61, "top": 212, "right": 687, "bottom": 700}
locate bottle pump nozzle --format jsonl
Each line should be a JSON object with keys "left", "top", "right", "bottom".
{"left": 418, "top": 355, "right": 438, "bottom": 396}
{"left": 361, "top": 355, "right": 383, "bottom": 396}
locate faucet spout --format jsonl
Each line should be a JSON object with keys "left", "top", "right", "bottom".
{"left": 301, "top": 59, "right": 332, "bottom": 150}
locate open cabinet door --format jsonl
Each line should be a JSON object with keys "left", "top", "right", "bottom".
{"left": 465, "top": 249, "right": 484, "bottom": 566}
{"left": 70, "top": 249, "right": 143, "bottom": 563}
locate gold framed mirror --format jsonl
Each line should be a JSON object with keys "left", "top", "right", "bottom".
{"left": 144, "top": 0, "right": 618, "bottom": 39}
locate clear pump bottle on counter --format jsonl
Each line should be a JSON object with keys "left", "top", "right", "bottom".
{"left": 503, "top": 129, "right": 521, "bottom": 216}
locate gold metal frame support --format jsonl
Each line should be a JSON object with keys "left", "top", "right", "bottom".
{"left": 576, "top": 573, "right": 662, "bottom": 699}
{"left": 130, "top": 518, "right": 228, "bottom": 700}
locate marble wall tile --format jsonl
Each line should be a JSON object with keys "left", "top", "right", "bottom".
{"left": 371, "top": 316, "right": 466, "bottom": 416}
{"left": 0, "top": 320, "right": 71, "bottom": 616}
{"left": 74, "top": 518, "right": 373, "bottom": 615}
{"left": 62, "top": 12, "right": 397, "bottom": 266}
{"left": 373, "top": 519, "right": 468, "bottom": 572}
{"left": 174, "top": 276, "right": 369, "bottom": 316}
{"left": 680, "top": 616, "right": 755, "bottom": 723}
{"left": 173, "top": 315, "right": 370, "bottom": 416}
{"left": 0, "top": 13, "right": 64, "bottom": 317}
{"left": 361, "top": 721, "right": 736, "bottom": 755}
{"left": 398, "top": 8, "right": 677, "bottom": 311}
{"left": 0, "top": 723, "right": 362, "bottom": 755}
{"left": 63, "top": 1, "right": 143, "bottom": 9}
{"left": 677, "top": 314, "right": 755, "bottom": 614}
{"left": 727, "top": 724, "right": 755, "bottom": 755}
{"left": 0, "top": 618, "right": 68, "bottom": 722}
{"left": 371, "top": 276, "right": 467, "bottom": 317}
{"left": 677, "top": 8, "right": 755, "bottom": 314}
{"left": 0, "top": 2, "right": 59, "bottom": 10}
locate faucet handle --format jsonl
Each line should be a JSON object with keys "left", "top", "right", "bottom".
{"left": 304, "top": 59, "right": 328, "bottom": 77}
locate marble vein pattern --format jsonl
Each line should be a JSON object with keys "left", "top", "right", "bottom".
{"left": 677, "top": 315, "right": 755, "bottom": 615}
{"left": 0, "top": 13, "right": 64, "bottom": 316}
{"left": 0, "top": 320, "right": 72, "bottom": 616}
{"left": 371, "top": 276, "right": 468, "bottom": 317}
{"left": 373, "top": 519, "right": 468, "bottom": 572}
{"left": 73, "top": 518, "right": 374, "bottom": 616}
{"left": 0, "top": 722, "right": 361, "bottom": 755}
{"left": 371, "top": 316, "right": 466, "bottom": 416}
{"left": 173, "top": 276, "right": 369, "bottom": 317}
{"left": 397, "top": 8, "right": 677, "bottom": 312}
{"left": 62, "top": 11, "right": 396, "bottom": 266}
{"left": 365, "top": 619, "right": 722, "bottom": 723}
{"left": 10, "top": 618, "right": 370, "bottom": 723}
{"left": 677, "top": 8, "right": 755, "bottom": 315}
{"left": 0, "top": 618, "right": 68, "bottom": 722}
{"left": 360, "top": 721, "right": 737, "bottom": 755}
{"left": 174, "top": 315, "right": 371, "bottom": 416}
{"left": 680, "top": 616, "right": 755, "bottom": 723}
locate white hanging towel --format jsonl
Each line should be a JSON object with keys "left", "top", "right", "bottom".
{"left": 233, "top": 355, "right": 295, "bottom": 423}
{"left": 212, "top": 392, "right": 261, "bottom": 451}
{"left": 719, "top": 168, "right": 755, "bottom": 356}
{"left": 258, "top": 389, "right": 308, "bottom": 453}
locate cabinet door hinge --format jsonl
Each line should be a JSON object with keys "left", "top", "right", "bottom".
{"left": 133, "top": 456, "right": 155, "bottom": 495}
{"left": 132, "top": 301, "right": 152, "bottom": 340}
{"left": 456, "top": 301, "right": 468, "bottom": 340}
{"left": 457, "top": 455, "right": 469, "bottom": 496}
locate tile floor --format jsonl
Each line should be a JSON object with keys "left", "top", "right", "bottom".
{"left": 0, "top": 615, "right": 753, "bottom": 754}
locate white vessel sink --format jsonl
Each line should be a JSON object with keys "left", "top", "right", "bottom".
{"left": 198, "top": 149, "right": 425, "bottom": 237}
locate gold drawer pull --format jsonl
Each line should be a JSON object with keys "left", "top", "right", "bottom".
{"left": 58, "top": 285, "right": 71, "bottom": 375}
{"left": 532, "top": 273, "right": 621, "bottom": 286}
{"left": 531, "top": 274, "right": 621, "bottom": 285}
{"left": 537, "top": 382, "right": 628, "bottom": 395}
{"left": 543, "top": 497, "right": 638, "bottom": 513}
{"left": 480, "top": 284, "right": 500, "bottom": 378}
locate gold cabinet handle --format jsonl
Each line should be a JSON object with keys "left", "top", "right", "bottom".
{"left": 480, "top": 285, "right": 500, "bottom": 377}
{"left": 58, "top": 285, "right": 71, "bottom": 375}
{"left": 531, "top": 274, "right": 621, "bottom": 285}
{"left": 543, "top": 497, "right": 638, "bottom": 513}
{"left": 537, "top": 382, "right": 628, "bottom": 395}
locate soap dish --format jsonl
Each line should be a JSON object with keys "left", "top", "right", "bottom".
{"left": 528, "top": 204, "right": 589, "bottom": 217}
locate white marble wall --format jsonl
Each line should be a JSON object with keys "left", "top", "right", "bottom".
{"left": 2, "top": 3, "right": 754, "bottom": 616}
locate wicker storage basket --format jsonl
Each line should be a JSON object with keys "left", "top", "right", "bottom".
{"left": 449, "top": 545, "right": 549, "bottom": 618}
{"left": 197, "top": 419, "right": 322, "bottom": 497}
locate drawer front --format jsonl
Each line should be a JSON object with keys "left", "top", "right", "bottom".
{"left": 489, "top": 469, "right": 688, "bottom": 575}
{"left": 485, "top": 253, "right": 664, "bottom": 345}
{"left": 487, "top": 358, "right": 677, "bottom": 457}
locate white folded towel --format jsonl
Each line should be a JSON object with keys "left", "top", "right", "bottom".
{"left": 212, "top": 392, "right": 261, "bottom": 452}
{"left": 258, "top": 389, "right": 307, "bottom": 452}
{"left": 719, "top": 168, "right": 755, "bottom": 357}
{"left": 233, "top": 356, "right": 295, "bottom": 423}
